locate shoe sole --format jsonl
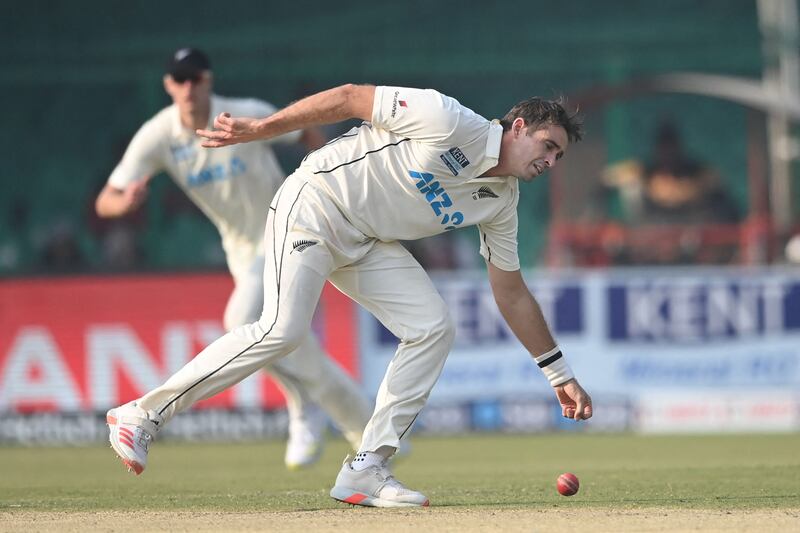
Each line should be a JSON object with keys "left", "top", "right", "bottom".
{"left": 107, "top": 412, "right": 144, "bottom": 475}
{"left": 329, "top": 486, "right": 429, "bottom": 508}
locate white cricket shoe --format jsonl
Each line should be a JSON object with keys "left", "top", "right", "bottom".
{"left": 106, "top": 402, "right": 163, "bottom": 475}
{"left": 330, "top": 455, "right": 430, "bottom": 508}
{"left": 284, "top": 404, "right": 327, "bottom": 470}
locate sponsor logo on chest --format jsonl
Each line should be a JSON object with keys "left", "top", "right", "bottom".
{"left": 440, "top": 147, "right": 470, "bottom": 176}
{"left": 408, "top": 170, "right": 465, "bottom": 230}
{"left": 170, "top": 141, "right": 196, "bottom": 163}
{"left": 185, "top": 156, "right": 247, "bottom": 188}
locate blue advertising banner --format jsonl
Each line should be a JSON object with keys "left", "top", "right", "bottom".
{"left": 358, "top": 267, "right": 800, "bottom": 433}
{"left": 608, "top": 276, "right": 800, "bottom": 342}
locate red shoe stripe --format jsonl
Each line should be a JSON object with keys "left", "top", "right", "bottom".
{"left": 122, "top": 459, "right": 144, "bottom": 475}
{"left": 119, "top": 427, "right": 134, "bottom": 438}
{"left": 343, "top": 493, "right": 368, "bottom": 504}
{"left": 119, "top": 436, "right": 135, "bottom": 449}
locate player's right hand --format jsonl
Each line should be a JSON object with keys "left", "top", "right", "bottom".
{"left": 554, "top": 379, "right": 593, "bottom": 421}
{"left": 196, "top": 113, "right": 262, "bottom": 148}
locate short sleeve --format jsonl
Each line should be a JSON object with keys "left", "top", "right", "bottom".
{"left": 371, "top": 86, "right": 461, "bottom": 144}
{"left": 107, "top": 119, "right": 165, "bottom": 189}
{"left": 477, "top": 183, "right": 521, "bottom": 271}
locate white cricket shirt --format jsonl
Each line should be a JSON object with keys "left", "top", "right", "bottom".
{"left": 108, "top": 94, "right": 301, "bottom": 272}
{"left": 301, "top": 86, "right": 520, "bottom": 271}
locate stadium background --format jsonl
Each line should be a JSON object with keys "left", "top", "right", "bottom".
{"left": 1, "top": 0, "right": 799, "bottom": 444}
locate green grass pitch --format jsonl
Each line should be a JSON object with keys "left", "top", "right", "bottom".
{"left": 1, "top": 433, "right": 798, "bottom": 512}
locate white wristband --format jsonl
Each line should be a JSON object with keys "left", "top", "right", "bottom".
{"left": 533, "top": 346, "right": 574, "bottom": 387}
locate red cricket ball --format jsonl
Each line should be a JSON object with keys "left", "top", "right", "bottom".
{"left": 556, "top": 472, "right": 580, "bottom": 496}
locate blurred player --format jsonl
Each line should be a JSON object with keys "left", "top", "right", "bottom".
{"left": 96, "top": 48, "right": 372, "bottom": 470}
{"left": 107, "top": 83, "right": 593, "bottom": 507}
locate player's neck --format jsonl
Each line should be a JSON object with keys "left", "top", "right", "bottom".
{"left": 481, "top": 159, "right": 514, "bottom": 178}
{"left": 480, "top": 164, "right": 504, "bottom": 178}
{"left": 179, "top": 105, "right": 211, "bottom": 132}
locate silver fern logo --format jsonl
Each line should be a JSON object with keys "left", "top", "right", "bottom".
{"left": 471, "top": 186, "right": 499, "bottom": 200}
{"left": 291, "top": 240, "right": 319, "bottom": 253}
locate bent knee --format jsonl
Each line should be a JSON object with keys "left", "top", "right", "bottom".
{"left": 258, "top": 321, "right": 308, "bottom": 354}
{"left": 402, "top": 300, "right": 455, "bottom": 348}
{"left": 432, "top": 307, "right": 456, "bottom": 346}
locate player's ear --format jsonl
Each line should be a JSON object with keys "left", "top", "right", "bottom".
{"left": 162, "top": 75, "right": 172, "bottom": 94}
{"left": 512, "top": 117, "right": 526, "bottom": 137}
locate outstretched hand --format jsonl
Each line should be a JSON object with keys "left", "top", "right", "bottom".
{"left": 196, "top": 112, "right": 263, "bottom": 148}
{"left": 554, "top": 379, "right": 593, "bottom": 421}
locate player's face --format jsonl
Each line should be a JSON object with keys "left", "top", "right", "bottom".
{"left": 505, "top": 122, "right": 568, "bottom": 182}
{"left": 163, "top": 71, "right": 212, "bottom": 114}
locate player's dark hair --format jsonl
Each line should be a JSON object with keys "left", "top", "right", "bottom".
{"left": 500, "top": 97, "right": 583, "bottom": 143}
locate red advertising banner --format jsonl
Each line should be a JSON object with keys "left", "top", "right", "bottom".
{"left": 0, "top": 274, "right": 358, "bottom": 413}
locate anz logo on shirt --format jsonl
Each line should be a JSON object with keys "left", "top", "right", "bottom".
{"left": 408, "top": 170, "right": 464, "bottom": 230}
{"left": 170, "top": 141, "right": 195, "bottom": 163}
{"left": 187, "top": 156, "right": 247, "bottom": 188}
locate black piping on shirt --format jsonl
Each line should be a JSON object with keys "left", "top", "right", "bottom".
{"left": 312, "top": 138, "right": 410, "bottom": 175}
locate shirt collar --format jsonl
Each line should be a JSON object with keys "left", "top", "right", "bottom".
{"left": 170, "top": 94, "right": 218, "bottom": 138}
{"left": 469, "top": 119, "right": 510, "bottom": 183}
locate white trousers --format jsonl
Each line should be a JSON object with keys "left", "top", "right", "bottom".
{"left": 223, "top": 254, "right": 370, "bottom": 448}
{"left": 138, "top": 174, "right": 455, "bottom": 452}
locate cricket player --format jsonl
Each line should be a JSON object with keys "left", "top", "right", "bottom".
{"left": 96, "top": 49, "right": 372, "bottom": 470}
{"left": 107, "top": 82, "right": 593, "bottom": 507}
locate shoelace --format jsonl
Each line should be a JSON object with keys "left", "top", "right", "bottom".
{"left": 124, "top": 420, "right": 153, "bottom": 452}
{"left": 134, "top": 427, "right": 152, "bottom": 451}
{"left": 373, "top": 463, "right": 417, "bottom": 497}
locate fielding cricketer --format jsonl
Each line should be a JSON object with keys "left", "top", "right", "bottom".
{"left": 107, "top": 81, "right": 594, "bottom": 507}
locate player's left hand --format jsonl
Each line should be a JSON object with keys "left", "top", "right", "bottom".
{"left": 554, "top": 378, "right": 593, "bottom": 421}
{"left": 196, "top": 113, "right": 263, "bottom": 148}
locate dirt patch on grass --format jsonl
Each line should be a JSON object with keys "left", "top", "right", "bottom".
{"left": 2, "top": 508, "right": 799, "bottom": 532}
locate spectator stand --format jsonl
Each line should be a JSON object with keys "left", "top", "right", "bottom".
{"left": 545, "top": 76, "right": 792, "bottom": 268}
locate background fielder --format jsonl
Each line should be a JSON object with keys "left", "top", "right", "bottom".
{"left": 96, "top": 49, "right": 372, "bottom": 469}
